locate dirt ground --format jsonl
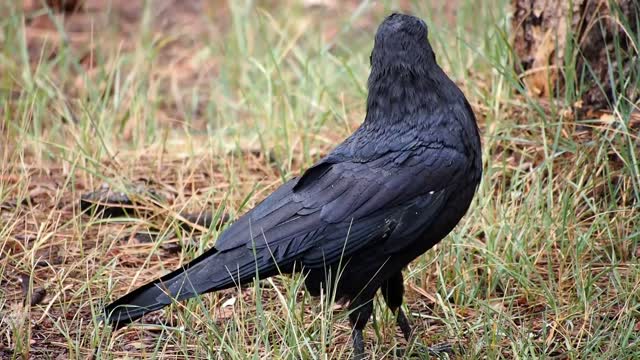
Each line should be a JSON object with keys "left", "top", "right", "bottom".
{"left": 3, "top": 1, "right": 464, "bottom": 358}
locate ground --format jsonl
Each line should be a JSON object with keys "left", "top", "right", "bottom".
{"left": 1, "top": 0, "right": 639, "bottom": 359}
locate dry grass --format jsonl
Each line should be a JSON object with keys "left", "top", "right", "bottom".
{"left": 1, "top": 0, "right": 639, "bottom": 359}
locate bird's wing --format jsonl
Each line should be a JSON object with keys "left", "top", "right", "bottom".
{"left": 214, "top": 145, "right": 469, "bottom": 268}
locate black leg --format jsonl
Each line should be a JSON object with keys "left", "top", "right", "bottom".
{"left": 349, "top": 297, "right": 374, "bottom": 360}
{"left": 381, "top": 271, "right": 412, "bottom": 341}
{"left": 352, "top": 329, "right": 365, "bottom": 360}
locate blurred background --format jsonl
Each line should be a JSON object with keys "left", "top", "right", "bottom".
{"left": 1, "top": 0, "right": 639, "bottom": 359}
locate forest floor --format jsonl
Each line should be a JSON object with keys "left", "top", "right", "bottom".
{"left": 1, "top": 0, "right": 639, "bottom": 358}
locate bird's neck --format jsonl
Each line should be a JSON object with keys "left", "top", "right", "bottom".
{"left": 363, "top": 64, "right": 451, "bottom": 129}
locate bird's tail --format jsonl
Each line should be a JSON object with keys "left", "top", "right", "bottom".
{"left": 103, "top": 245, "right": 279, "bottom": 327}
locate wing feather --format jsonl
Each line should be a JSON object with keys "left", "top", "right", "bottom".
{"left": 212, "top": 146, "right": 470, "bottom": 269}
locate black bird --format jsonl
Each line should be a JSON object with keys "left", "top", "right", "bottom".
{"left": 104, "top": 13, "right": 482, "bottom": 358}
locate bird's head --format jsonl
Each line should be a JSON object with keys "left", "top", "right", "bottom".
{"left": 370, "top": 13, "right": 435, "bottom": 71}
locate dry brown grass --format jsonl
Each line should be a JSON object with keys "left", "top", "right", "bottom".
{"left": 1, "top": 0, "right": 639, "bottom": 359}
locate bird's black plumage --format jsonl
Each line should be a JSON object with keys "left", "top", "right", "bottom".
{"left": 104, "top": 13, "right": 482, "bottom": 358}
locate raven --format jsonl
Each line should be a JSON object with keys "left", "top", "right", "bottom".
{"left": 104, "top": 13, "right": 482, "bottom": 358}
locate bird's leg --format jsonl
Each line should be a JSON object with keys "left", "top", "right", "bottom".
{"left": 381, "top": 272, "right": 412, "bottom": 341}
{"left": 348, "top": 298, "right": 374, "bottom": 360}
{"left": 383, "top": 274, "right": 456, "bottom": 356}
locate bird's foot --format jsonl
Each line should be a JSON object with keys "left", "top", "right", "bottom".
{"left": 395, "top": 341, "right": 457, "bottom": 358}
{"left": 426, "top": 342, "right": 455, "bottom": 356}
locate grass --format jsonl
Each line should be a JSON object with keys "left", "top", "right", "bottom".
{"left": 1, "top": 0, "right": 639, "bottom": 358}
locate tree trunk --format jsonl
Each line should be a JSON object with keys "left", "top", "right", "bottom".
{"left": 511, "top": 0, "right": 639, "bottom": 109}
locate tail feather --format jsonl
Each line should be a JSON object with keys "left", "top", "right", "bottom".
{"left": 104, "top": 246, "right": 281, "bottom": 327}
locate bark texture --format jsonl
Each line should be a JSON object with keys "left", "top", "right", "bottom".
{"left": 512, "top": 0, "right": 639, "bottom": 109}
